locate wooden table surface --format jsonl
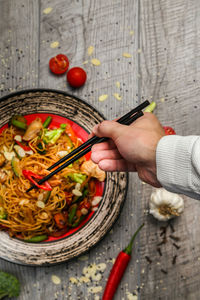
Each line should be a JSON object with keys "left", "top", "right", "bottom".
{"left": 1, "top": 0, "right": 200, "bottom": 299}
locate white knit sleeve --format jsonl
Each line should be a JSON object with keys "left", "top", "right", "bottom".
{"left": 156, "top": 135, "right": 200, "bottom": 200}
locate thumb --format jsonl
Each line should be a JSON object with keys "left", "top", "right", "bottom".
{"left": 92, "top": 120, "right": 127, "bottom": 141}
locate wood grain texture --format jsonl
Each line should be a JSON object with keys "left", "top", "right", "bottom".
{"left": 0, "top": 0, "right": 200, "bottom": 299}
{"left": 0, "top": 0, "right": 39, "bottom": 96}
{"left": 139, "top": 0, "right": 200, "bottom": 299}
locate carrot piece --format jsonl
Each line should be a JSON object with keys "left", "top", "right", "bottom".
{"left": 54, "top": 213, "right": 67, "bottom": 229}
{"left": 65, "top": 124, "right": 77, "bottom": 144}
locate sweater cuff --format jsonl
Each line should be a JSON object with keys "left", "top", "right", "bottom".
{"left": 156, "top": 135, "right": 200, "bottom": 199}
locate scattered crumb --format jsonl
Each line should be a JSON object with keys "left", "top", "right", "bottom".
{"left": 50, "top": 41, "right": 59, "bottom": 48}
{"left": 115, "top": 81, "right": 120, "bottom": 88}
{"left": 51, "top": 275, "right": 61, "bottom": 285}
{"left": 137, "top": 49, "right": 142, "bottom": 53}
{"left": 88, "top": 46, "right": 94, "bottom": 56}
{"left": 83, "top": 263, "right": 106, "bottom": 281}
{"left": 98, "top": 94, "right": 108, "bottom": 102}
{"left": 113, "top": 93, "right": 122, "bottom": 100}
{"left": 160, "top": 97, "right": 165, "bottom": 102}
{"left": 126, "top": 291, "right": 138, "bottom": 300}
{"left": 111, "top": 258, "right": 116, "bottom": 264}
{"left": 92, "top": 206, "right": 98, "bottom": 211}
{"left": 43, "top": 7, "right": 53, "bottom": 14}
{"left": 129, "top": 30, "right": 134, "bottom": 36}
{"left": 91, "top": 58, "right": 101, "bottom": 66}
{"left": 82, "top": 60, "right": 88, "bottom": 65}
{"left": 78, "top": 255, "right": 89, "bottom": 261}
{"left": 79, "top": 276, "right": 90, "bottom": 283}
{"left": 69, "top": 277, "right": 78, "bottom": 284}
{"left": 96, "top": 263, "right": 107, "bottom": 272}
{"left": 123, "top": 52, "right": 132, "bottom": 58}
{"left": 1, "top": 58, "right": 7, "bottom": 67}
{"left": 88, "top": 286, "right": 102, "bottom": 294}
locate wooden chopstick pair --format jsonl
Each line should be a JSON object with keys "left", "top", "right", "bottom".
{"left": 26, "top": 100, "right": 150, "bottom": 192}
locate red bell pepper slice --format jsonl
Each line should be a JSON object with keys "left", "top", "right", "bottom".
{"left": 15, "top": 140, "right": 32, "bottom": 151}
{"left": 22, "top": 169, "right": 52, "bottom": 191}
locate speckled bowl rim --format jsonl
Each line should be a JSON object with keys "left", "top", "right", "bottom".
{"left": 0, "top": 88, "right": 128, "bottom": 266}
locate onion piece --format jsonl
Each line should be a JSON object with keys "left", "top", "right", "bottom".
{"left": 36, "top": 201, "right": 45, "bottom": 208}
{"left": 81, "top": 208, "right": 88, "bottom": 215}
{"left": 14, "top": 135, "right": 22, "bottom": 142}
{"left": 75, "top": 183, "right": 81, "bottom": 190}
{"left": 57, "top": 151, "right": 68, "bottom": 158}
{"left": 92, "top": 196, "right": 102, "bottom": 206}
{"left": 37, "top": 193, "right": 44, "bottom": 201}
{"left": 72, "top": 189, "right": 82, "bottom": 197}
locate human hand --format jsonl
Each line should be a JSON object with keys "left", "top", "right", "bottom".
{"left": 90, "top": 113, "right": 165, "bottom": 187}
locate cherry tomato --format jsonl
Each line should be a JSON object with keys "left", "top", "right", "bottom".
{"left": 163, "top": 126, "right": 176, "bottom": 135}
{"left": 49, "top": 54, "right": 69, "bottom": 75}
{"left": 67, "top": 67, "right": 87, "bottom": 88}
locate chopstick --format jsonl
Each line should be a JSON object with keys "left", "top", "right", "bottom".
{"left": 26, "top": 111, "right": 143, "bottom": 193}
{"left": 26, "top": 100, "right": 149, "bottom": 192}
{"left": 48, "top": 100, "right": 149, "bottom": 171}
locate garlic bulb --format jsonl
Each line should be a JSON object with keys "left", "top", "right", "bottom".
{"left": 149, "top": 188, "right": 184, "bottom": 221}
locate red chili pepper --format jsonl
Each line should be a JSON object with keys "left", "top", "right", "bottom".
{"left": 22, "top": 169, "right": 52, "bottom": 191}
{"left": 102, "top": 223, "right": 144, "bottom": 300}
{"left": 15, "top": 140, "right": 32, "bottom": 151}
